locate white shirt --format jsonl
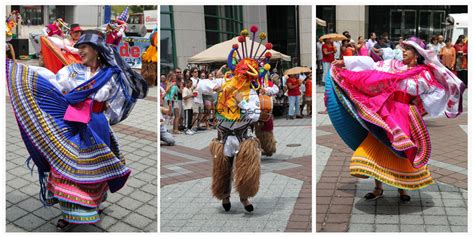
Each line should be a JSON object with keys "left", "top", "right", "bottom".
{"left": 191, "top": 77, "right": 203, "bottom": 104}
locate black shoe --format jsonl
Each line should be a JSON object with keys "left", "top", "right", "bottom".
{"left": 398, "top": 189, "right": 411, "bottom": 203}
{"left": 222, "top": 197, "right": 231, "bottom": 212}
{"left": 56, "top": 219, "right": 74, "bottom": 232}
{"left": 364, "top": 187, "right": 384, "bottom": 201}
{"left": 241, "top": 198, "right": 254, "bottom": 212}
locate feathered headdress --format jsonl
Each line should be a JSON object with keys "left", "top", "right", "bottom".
{"left": 226, "top": 25, "right": 273, "bottom": 90}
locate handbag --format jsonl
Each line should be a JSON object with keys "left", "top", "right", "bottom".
{"left": 64, "top": 98, "right": 93, "bottom": 124}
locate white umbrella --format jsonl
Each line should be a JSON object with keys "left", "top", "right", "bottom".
{"left": 188, "top": 36, "right": 291, "bottom": 64}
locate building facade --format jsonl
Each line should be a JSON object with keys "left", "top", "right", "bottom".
{"left": 316, "top": 5, "right": 468, "bottom": 41}
{"left": 161, "top": 5, "right": 312, "bottom": 73}
{"left": 7, "top": 5, "right": 105, "bottom": 55}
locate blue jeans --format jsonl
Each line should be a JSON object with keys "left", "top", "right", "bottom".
{"left": 288, "top": 95, "right": 300, "bottom": 117}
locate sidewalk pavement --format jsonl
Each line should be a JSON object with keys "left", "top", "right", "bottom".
{"left": 6, "top": 59, "right": 158, "bottom": 232}
{"left": 316, "top": 85, "right": 468, "bottom": 232}
{"left": 160, "top": 116, "right": 312, "bottom": 232}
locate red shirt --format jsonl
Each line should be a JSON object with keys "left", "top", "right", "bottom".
{"left": 304, "top": 79, "right": 312, "bottom": 97}
{"left": 286, "top": 77, "right": 301, "bottom": 96}
{"left": 322, "top": 43, "right": 336, "bottom": 62}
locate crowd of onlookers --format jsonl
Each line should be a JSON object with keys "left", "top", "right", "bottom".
{"left": 316, "top": 31, "right": 468, "bottom": 86}
{"left": 159, "top": 65, "right": 313, "bottom": 145}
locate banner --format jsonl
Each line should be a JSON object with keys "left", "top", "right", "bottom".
{"left": 118, "top": 36, "right": 151, "bottom": 69}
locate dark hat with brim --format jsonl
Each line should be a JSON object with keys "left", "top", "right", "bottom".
{"left": 74, "top": 30, "right": 106, "bottom": 49}
{"left": 74, "top": 30, "right": 115, "bottom": 66}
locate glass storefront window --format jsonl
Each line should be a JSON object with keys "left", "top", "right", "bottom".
{"left": 204, "top": 6, "right": 243, "bottom": 48}
{"left": 17, "top": 6, "right": 43, "bottom": 26}
{"left": 160, "top": 6, "right": 177, "bottom": 73}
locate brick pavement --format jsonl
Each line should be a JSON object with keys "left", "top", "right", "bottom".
{"left": 160, "top": 117, "right": 312, "bottom": 232}
{"left": 6, "top": 59, "right": 157, "bottom": 232}
{"left": 316, "top": 85, "right": 468, "bottom": 232}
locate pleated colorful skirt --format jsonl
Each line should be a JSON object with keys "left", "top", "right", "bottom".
{"left": 351, "top": 134, "right": 434, "bottom": 190}
{"left": 6, "top": 59, "right": 131, "bottom": 224}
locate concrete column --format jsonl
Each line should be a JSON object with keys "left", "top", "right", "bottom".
{"left": 335, "top": 6, "right": 366, "bottom": 40}
{"left": 173, "top": 6, "right": 207, "bottom": 69}
{"left": 299, "top": 5, "right": 312, "bottom": 67}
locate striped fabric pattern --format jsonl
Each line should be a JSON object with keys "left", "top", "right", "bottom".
{"left": 6, "top": 60, "right": 131, "bottom": 185}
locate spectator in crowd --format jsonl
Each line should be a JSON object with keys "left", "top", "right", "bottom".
{"left": 343, "top": 31, "right": 356, "bottom": 44}
{"left": 382, "top": 32, "right": 395, "bottom": 49}
{"left": 333, "top": 38, "right": 341, "bottom": 60}
{"left": 174, "top": 68, "right": 185, "bottom": 131}
{"left": 301, "top": 73, "right": 312, "bottom": 117}
{"left": 316, "top": 39, "right": 323, "bottom": 84}
{"left": 341, "top": 39, "right": 355, "bottom": 59}
{"left": 356, "top": 36, "right": 369, "bottom": 56}
{"left": 182, "top": 79, "right": 196, "bottom": 135}
{"left": 437, "top": 34, "right": 446, "bottom": 54}
{"left": 190, "top": 67, "right": 205, "bottom": 130}
{"left": 370, "top": 35, "right": 386, "bottom": 62}
{"left": 160, "top": 74, "right": 167, "bottom": 91}
{"left": 454, "top": 35, "right": 468, "bottom": 86}
{"left": 427, "top": 35, "right": 440, "bottom": 54}
{"left": 366, "top": 32, "right": 377, "bottom": 51}
{"left": 440, "top": 38, "right": 456, "bottom": 73}
{"left": 160, "top": 91, "right": 175, "bottom": 145}
{"left": 183, "top": 68, "right": 191, "bottom": 80}
{"left": 395, "top": 36, "right": 405, "bottom": 50}
{"left": 322, "top": 38, "right": 336, "bottom": 82}
{"left": 286, "top": 73, "right": 303, "bottom": 119}
{"left": 164, "top": 72, "right": 181, "bottom": 134}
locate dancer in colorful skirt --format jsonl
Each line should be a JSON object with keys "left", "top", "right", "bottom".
{"left": 198, "top": 26, "right": 276, "bottom": 212}
{"left": 6, "top": 30, "right": 148, "bottom": 231}
{"left": 326, "top": 37, "right": 464, "bottom": 202}
{"left": 39, "top": 18, "right": 81, "bottom": 73}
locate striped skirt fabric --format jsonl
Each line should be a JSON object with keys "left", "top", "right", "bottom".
{"left": 351, "top": 134, "right": 434, "bottom": 190}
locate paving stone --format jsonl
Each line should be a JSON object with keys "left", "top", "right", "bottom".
{"left": 16, "top": 197, "right": 42, "bottom": 213}
{"left": 32, "top": 207, "right": 62, "bottom": 221}
{"left": 425, "top": 225, "right": 450, "bottom": 232}
{"left": 447, "top": 216, "right": 467, "bottom": 226}
{"left": 12, "top": 213, "right": 45, "bottom": 231}
{"left": 422, "top": 206, "right": 446, "bottom": 216}
{"left": 348, "top": 224, "right": 374, "bottom": 232}
{"left": 440, "top": 192, "right": 463, "bottom": 200}
{"left": 108, "top": 221, "right": 141, "bottom": 232}
{"left": 350, "top": 214, "right": 375, "bottom": 224}
{"left": 6, "top": 206, "right": 28, "bottom": 222}
{"left": 117, "top": 196, "right": 145, "bottom": 211}
{"left": 442, "top": 199, "right": 466, "bottom": 208}
{"left": 95, "top": 216, "right": 119, "bottom": 230}
{"left": 129, "top": 189, "right": 155, "bottom": 203}
{"left": 375, "top": 224, "right": 399, "bottom": 232}
{"left": 450, "top": 225, "right": 468, "bottom": 232}
{"left": 6, "top": 223, "right": 26, "bottom": 232}
{"left": 123, "top": 213, "right": 153, "bottom": 229}
{"left": 400, "top": 224, "right": 425, "bottom": 232}
{"left": 445, "top": 207, "right": 467, "bottom": 216}
{"left": 424, "top": 215, "right": 449, "bottom": 225}
{"left": 399, "top": 214, "right": 424, "bottom": 225}
{"left": 136, "top": 204, "right": 158, "bottom": 220}
{"left": 105, "top": 204, "right": 132, "bottom": 220}
{"left": 375, "top": 215, "right": 399, "bottom": 224}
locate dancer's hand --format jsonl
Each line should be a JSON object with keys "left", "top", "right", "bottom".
{"left": 331, "top": 60, "right": 344, "bottom": 67}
